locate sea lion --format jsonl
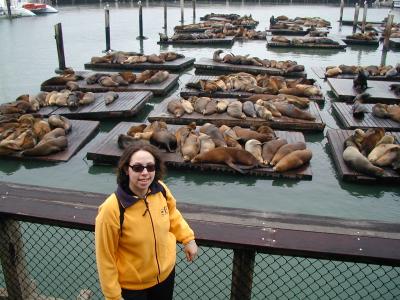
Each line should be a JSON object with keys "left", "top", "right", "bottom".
{"left": 242, "top": 101, "right": 257, "bottom": 118}
{"left": 245, "top": 139, "right": 263, "bottom": 163}
{"left": 85, "top": 73, "right": 110, "bottom": 85}
{"left": 368, "top": 143, "right": 400, "bottom": 164}
{"left": 273, "top": 149, "right": 312, "bottom": 172}
{"left": 175, "top": 122, "right": 196, "bottom": 148}
{"left": 372, "top": 103, "right": 389, "bottom": 118}
{"left": 168, "top": 99, "right": 186, "bottom": 117}
{"left": 150, "top": 129, "right": 177, "bottom": 152}
{"left": 110, "top": 74, "right": 129, "bottom": 86}
{"left": 262, "top": 138, "right": 288, "bottom": 165}
{"left": 33, "top": 119, "right": 51, "bottom": 140}
{"left": 41, "top": 74, "right": 84, "bottom": 86}
{"left": 360, "top": 128, "right": 385, "bottom": 156}
{"left": 353, "top": 69, "right": 369, "bottom": 92}
{"left": 181, "top": 132, "right": 200, "bottom": 161}
{"left": 387, "top": 104, "right": 400, "bottom": 122}
{"left": 325, "top": 66, "right": 342, "bottom": 77}
{"left": 48, "top": 115, "right": 72, "bottom": 133}
{"left": 272, "top": 102, "right": 315, "bottom": 120}
{"left": 193, "top": 97, "right": 211, "bottom": 114}
{"left": 180, "top": 99, "right": 194, "bottom": 114}
{"left": 135, "top": 70, "right": 157, "bottom": 83}
{"left": 199, "top": 123, "right": 226, "bottom": 148}
{"left": 22, "top": 128, "right": 68, "bottom": 156}
{"left": 0, "top": 129, "right": 37, "bottom": 151}
{"left": 144, "top": 71, "right": 169, "bottom": 84}
{"left": 343, "top": 139, "right": 384, "bottom": 177}
{"left": 191, "top": 147, "right": 260, "bottom": 174}
{"left": 216, "top": 99, "right": 229, "bottom": 113}
{"left": 117, "top": 134, "right": 143, "bottom": 149}
{"left": 233, "top": 126, "right": 275, "bottom": 143}
{"left": 147, "top": 54, "right": 165, "bottom": 64}
{"left": 66, "top": 81, "right": 79, "bottom": 91}
{"left": 254, "top": 104, "right": 273, "bottom": 120}
{"left": 104, "top": 92, "right": 119, "bottom": 105}
{"left": 79, "top": 92, "right": 96, "bottom": 106}
{"left": 198, "top": 133, "right": 216, "bottom": 154}
{"left": 127, "top": 124, "right": 147, "bottom": 137}
{"left": 213, "top": 50, "right": 224, "bottom": 62}
{"left": 99, "top": 76, "right": 119, "bottom": 87}
{"left": 119, "top": 72, "right": 137, "bottom": 84}
{"left": 352, "top": 93, "right": 369, "bottom": 119}
{"left": 270, "top": 141, "right": 307, "bottom": 166}
{"left": 372, "top": 146, "right": 400, "bottom": 167}
{"left": 256, "top": 100, "right": 281, "bottom": 117}
{"left": 203, "top": 99, "right": 218, "bottom": 115}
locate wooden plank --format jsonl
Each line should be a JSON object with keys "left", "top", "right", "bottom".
{"left": 327, "top": 129, "right": 400, "bottom": 183}
{"left": 40, "top": 71, "right": 179, "bottom": 96}
{"left": 86, "top": 121, "right": 312, "bottom": 179}
{"left": 48, "top": 91, "right": 152, "bottom": 120}
{"left": 157, "top": 36, "right": 235, "bottom": 46}
{"left": 2, "top": 120, "right": 99, "bottom": 162}
{"left": 332, "top": 102, "right": 400, "bottom": 131}
{"left": 194, "top": 58, "right": 306, "bottom": 77}
{"left": 266, "top": 29, "right": 309, "bottom": 36}
{"left": 342, "top": 38, "right": 379, "bottom": 46}
{"left": 84, "top": 57, "right": 195, "bottom": 72}
{"left": 316, "top": 66, "right": 400, "bottom": 82}
{"left": 180, "top": 75, "right": 325, "bottom": 104}
{"left": 311, "top": 66, "right": 326, "bottom": 79}
{"left": 148, "top": 97, "right": 325, "bottom": 132}
{"left": 340, "top": 20, "right": 384, "bottom": 26}
{"left": 1, "top": 181, "right": 400, "bottom": 266}
{"left": 267, "top": 37, "right": 347, "bottom": 49}
{"left": 327, "top": 78, "right": 400, "bottom": 103}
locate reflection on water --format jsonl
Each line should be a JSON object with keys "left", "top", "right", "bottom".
{"left": 0, "top": 2, "right": 400, "bottom": 222}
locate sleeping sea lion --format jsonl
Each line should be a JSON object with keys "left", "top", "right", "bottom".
{"left": 150, "top": 129, "right": 177, "bottom": 152}
{"left": 127, "top": 124, "right": 147, "bottom": 137}
{"left": 48, "top": 115, "right": 72, "bottom": 133}
{"left": 199, "top": 123, "right": 226, "bottom": 148}
{"left": 117, "top": 134, "right": 143, "bottom": 149}
{"left": 119, "top": 72, "right": 137, "bottom": 84}
{"left": 144, "top": 71, "right": 169, "bottom": 84}
{"left": 191, "top": 147, "right": 261, "bottom": 174}
{"left": 203, "top": 99, "right": 218, "bottom": 115}
{"left": 216, "top": 99, "right": 229, "bottom": 113}
{"left": 213, "top": 50, "right": 224, "bottom": 62}
{"left": 372, "top": 146, "right": 400, "bottom": 167}
{"left": 233, "top": 126, "right": 275, "bottom": 143}
{"left": 168, "top": 99, "right": 186, "bottom": 117}
{"left": 99, "top": 76, "right": 119, "bottom": 87}
{"left": 368, "top": 143, "right": 400, "bottom": 164}
{"left": 242, "top": 101, "right": 257, "bottom": 118}
{"left": 270, "top": 141, "right": 306, "bottom": 166}
{"left": 79, "top": 92, "right": 96, "bottom": 106}
{"left": 181, "top": 133, "right": 200, "bottom": 161}
{"left": 273, "top": 149, "right": 312, "bottom": 172}
{"left": 198, "top": 133, "right": 215, "bottom": 154}
{"left": 272, "top": 102, "right": 315, "bottom": 120}
{"left": 193, "top": 97, "right": 211, "bottom": 114}
{"left": 104, "top": 92, "right": 119, "bottom": 105}
{"left": 22, "top": 128, "right": 68, "bottom": 156}
{"left": 245, "top": 139, "right": 263, "bottom": 163}
{"left": 262, "top": 138, "right": 288, "bottom": 165}
{"left": 180, "top": 99, "right": 194, "bottom": 114}
{"left": 360, "top": 128, "right": 385, "bottom": 156}
{"left": 387, "top": 104, "right": 400, "bottom": 122}
{"left": 135, "top": 70, "right": 158, "bottom": 83}
{"left": 372, "top": 103, "right": 389, "bottom": 118}
{"left": 147, "top": 54, "right": 165, "bottom": 64}
{"left": 254, "top": 104, "right": 273, "bottom": 120}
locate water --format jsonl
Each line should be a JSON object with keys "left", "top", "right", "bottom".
{"left": 0, "top": 1, "right": 399, "bottom": 223}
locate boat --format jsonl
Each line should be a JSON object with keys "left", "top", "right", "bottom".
{"left": 22, "top": 2, "right": 58, "bottom": 14}
{"left": 0, "top": 0, "right": 36, "bottom": 18}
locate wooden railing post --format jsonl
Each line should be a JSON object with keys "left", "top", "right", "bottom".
{"left": 5, "top": 0, "right": 12, "bottom": 19}
{"left": 383, "top": 13, "right": 394, "bottom": 50}
{"left": 0, "top": 219, "right": 37, "bottom": 300}
{"left": 180, "top": 0, "right": 184, "bottom": 24}
{"left": 192, "top": 0, "right": 196, "bottom": 23}
{"left": 230, "top": 249, "right": 255, "bottom": 300}
{"left": 352, "top": 3, "right": 360, "bottom": 34}
{"left": 339, "top": 0, "right": 344, "bottom": 24}
{"left": 136, "top": 0, "right": 147, "bottom": 40}
{"left": 361, "top": 1, "right": 367, "bottom": 33}
{"left": 104, "top": 5, "right": 111, "bottom": 52}
{"left": 54, "top": 23, "right": 67, "bottom": 73}
{"left": 163, "top": 0, "right": 167, "bottom": 35}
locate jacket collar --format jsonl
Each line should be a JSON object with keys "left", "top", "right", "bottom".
{"left": 115, "top": 180, "right": 164, "bottom": 209}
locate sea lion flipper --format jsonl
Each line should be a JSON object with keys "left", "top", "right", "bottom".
{"left": 225, "top": 161, "right": 245, "bottom": 174}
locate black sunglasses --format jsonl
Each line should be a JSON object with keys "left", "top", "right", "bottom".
{"left": 129, "top": 164, "right": 156, "bottom": 173}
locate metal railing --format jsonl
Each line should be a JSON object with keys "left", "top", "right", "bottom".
{"left": 0, "top": 182, "right": 399, "bottom": 300}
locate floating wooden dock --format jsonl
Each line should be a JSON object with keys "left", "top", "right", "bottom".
{"left": 339, "top": 20, "right": 384, "bottom": 26}
{"left": 194, "top": 58, "right": 306, "bottom": 77}
{"left": 389, "top": 38, "right": 400, "bottom": 49}
{"left": 46, "top": 91, "right": 152, "bottom": 120}
{"left": 2, "top": 120, "right": 99, "bottom": 162}
{"left": 311, "top": 66, "right": 400, "bottom": 81}
{"left": 342, "top": 38, "right": 379, "bottom": 46}
{"left": 181, "top": 75, "right": 325, "bottom": 104}
{"left": 332, "top": 102, "right": 400, "bottom": 132}
{"left": 266, "top": 29, "right": 309, "bottom": 36}
{"left": 157, "top": 36, "right": 235, "bottom": 46}
{"left": 327, "top": 129, "right": 400, "bottom": 183}
{"left": 148, "top": 98, "right": 325, "bottom": 132}
{"left": 84, "top": 57, "right": 195, "bottom": 72}
{"left": 327, "top": 78, "right": 400, "bottom": 103}
{"left": 86, "top": 122, "right": 312, "bottom": 179}
{"left": 267, "top": 37, "right": 347, "bottom": 49}
{"left": 40, "top": 71, "right": 179, "bottom": 96}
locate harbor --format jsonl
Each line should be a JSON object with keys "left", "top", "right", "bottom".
{"left": 0, "top": 1, "right": 400, "bottom": 299}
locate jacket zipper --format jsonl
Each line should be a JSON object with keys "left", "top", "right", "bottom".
{"left": 143, "top": 197, "right": 161, "bottom": 283}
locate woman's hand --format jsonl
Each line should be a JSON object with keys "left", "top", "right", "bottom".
{"left": 184, "top": 240, "right": 198, "bottom": 262}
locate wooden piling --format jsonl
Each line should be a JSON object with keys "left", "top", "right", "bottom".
{"left": 352, "top": 3, "right": 360, "bottom": 34}
{"left": 192, "top": 0, "right": 196, "bottom": 23}
{"left": 0, "top": 220, "right": 37, "bottom": 299}
{"left": 383, "top": 13, "right": 394, "bottom": 50}
{"left": 180, "top": 0, "right": 184, "bottom": 24}
{"left": 5, "top": 0, "right": 11, "bottom": 19}
{"left": 104, "top": 5, "right": 111, "bottom": 52}
{"left": 163, "top": 1, "right": 167, "bottom": 35}
{"left": 54, "top": 23, "right": 66, "bottom": 72}
{"left": 339, "top": 0, "right": 344, "bottom": 24}
{"left": 136, "top": 1, "right": 147, "bottom": 40}
{"left": 361, "top": 1, "right": 367, "bottom": 33}
{"left": 230, "top": 249, "right": 255, "bottom": 300}
{"left": 380, "top": 49, "right": 388, "bottom": 67}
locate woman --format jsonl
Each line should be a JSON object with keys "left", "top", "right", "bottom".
{"left": 95, "top": 142, "right": 198, "bottom": 300}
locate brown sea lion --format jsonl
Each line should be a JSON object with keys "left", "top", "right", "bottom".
{"left": 233, "top": 126, "right": 275, "bottom": 143}
{"left": 273, "top": 149, "right": 312, "bottom": 172}
{"left": 119, "top": 72, "right": 137, "bottom": 84}
{"left": 48, "top": 115, "right": 72, "bottom": 133}
{"left": 110, "top": 74, "right": 129, "bottom": 86}
{"left": 216, "top": 99, "right": 229, "bottom": 113}
{"left": 191, "top": 147, "right": 260, "bottom": 173}
{"left": 147, "top": 54, "right": 165, "bottom": 64}
{"left": 254, "top": 104, "right": 273, "bottom": 120}
{"left": 180, "top": 99, "right": 194, "bottom": 114}
{"left": 135, "top": 70, "right": 158, "bottom": 83}
{"left": 168, "top": 99, "right": 186, "bottom": 118}
{"left": 181, "top": 133, "right": 200, "bottom": 161}
{"left": 272, "top": 102, "right": 315, "bottom": 121}
{"left": 79, "top": 92, "right": 96, "bottom": 106}
{"left": 245, "top": 139, "right": 263, "bottom": 163}
{"left": 0, "top": 129, "right": 37, "bottom": 151}
{"left": 145, "top": 71, "right": 169, "bottom": 84}
{"left": 227, "top": 101, "right": 245, "bottom": 119}
{"left": 372, "top": 103, "right": 389, "bottom": 118}
{"left": 372, "top": 145, "right": 400, "bottom": 167}
{"left": 175, "top": 122, "right": 196, "bottom": 148}
{"left": 198, "top": 133, "right": 216, "bottom": 154}
{"left": 368, "top": 143, "right": 400, "bottom": 164}
{"left": 343, "top": 139, "right": 384, "bottom": 177}
{"left": 262, "top": 138, "right": 288, "bottom": 165}
{"left": 387, "top": 104, "right": 400, "bottom": 122}
{"left": 22, "top": 128, "right": 68, "bottom": 156}
{"left": 33, "top": 119, "right": 51, "bottom": 140}
{"left": 127, "top": 124, "right": 147, "bottom": 137}
{"left": 360, "top": 128, "right": 385, "bottom": 156}
{"left": 270, "top": 141, "right": 306, "bottom": 166}
{"left": 104, "top": 92, "right": 119, "bottom": 105}
{"left": 117, "top": 134, "right": 145, "bottom": 149}
{"left": 99, "top": 76, "right": 119, "bottom": 87}
{"left": 150, "top": 129, "right": 177, "bottom": 152}
{"left": 203, "top": 99, "right": 218, "bottom": 115}
{"left": 199, "top": 123, "right": 226, "bottom": 148}
{"left": 41, "top": 74, "right": 84, "bottom": 86}
{"left": 193, "top": 97, "right": 211, "bottom": 114}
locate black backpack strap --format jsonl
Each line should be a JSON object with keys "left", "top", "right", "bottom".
{"left": 117, "top": 198, "right": 125, "bottom": 237}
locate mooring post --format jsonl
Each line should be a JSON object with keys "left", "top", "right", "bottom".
{"left": 104, "top": 4, "right": 111, "bottom": 52}
{"left": 0, "top": 219, "right": 38, "bottom": 299}
{"left": 180, "top": 0, "right": 184, "bottom": 24}
{"left": 163, "top": 0, "right": 167, "bottom": 35}
{"left": 383, "top": 13, "right": 394, "bottom": 51}
{"left": 380, "top": 49, "right": 388, "bottom": 67}
{"left": 136, "top": 1, "right": 147, "bottom": 40}
{"left": 361, "top": 0, "right": 367, "bottom": 33}
{"left": 339, "top": 0, "right": 344, "bottom": 24}
{"left": 192, "top": 0, "right": 196, "bottom": 23}
{"left": 5, "top": 0, "right": 12, "bottom": 19}
{"left": 54, "top": 23, "right": 67, "bottom": 73}
{"left": 352, "top": 3, "right": 360, "bottom": 34}
{"left": 230, "top": 249, "right": 255, "bottom": 300}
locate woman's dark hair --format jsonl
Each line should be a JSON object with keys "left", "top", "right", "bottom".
{"left": 117, "top": 142, "right": 166, "bottom": 187}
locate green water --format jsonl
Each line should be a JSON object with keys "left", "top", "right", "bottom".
{"left": 0, "top": 1, "right": 399, "bottom": 224}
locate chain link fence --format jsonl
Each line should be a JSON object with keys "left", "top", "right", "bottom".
{"left": 0, "top": 219, "right": 399, "bottom": 300}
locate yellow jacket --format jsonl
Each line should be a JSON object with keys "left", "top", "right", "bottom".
{"left": 95, "top": 180, "right": 195, "bottom": 300}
